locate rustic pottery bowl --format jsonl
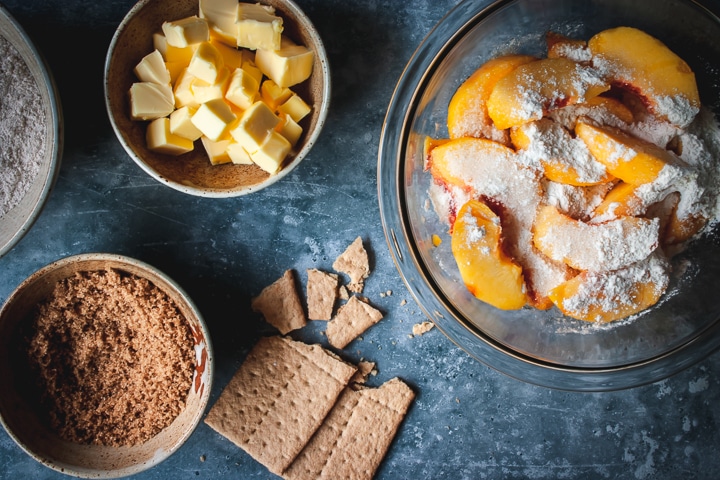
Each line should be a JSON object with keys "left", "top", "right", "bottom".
{"left": 0, "top": 5, "right": 63, "bottom": 258}
{"left": 104, "top": 0, "right": 330, "bottom": 197}
{"left": 0, "top": 253, "right": 213, "bottom": 478}
{"left": 378, "top": 0, "right": 720, "bottom": 391}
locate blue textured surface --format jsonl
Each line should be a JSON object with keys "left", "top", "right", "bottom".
{"left": 1, "top": 0, "right": 720, "bottom": 478}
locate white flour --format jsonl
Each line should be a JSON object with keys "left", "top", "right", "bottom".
{"left": 0, "top": 34, "right": 45, "bottom": 218}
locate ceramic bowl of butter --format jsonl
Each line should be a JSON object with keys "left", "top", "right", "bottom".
{"left": 0, "top": 253, "right": 214, "bottom": 478}
{"left": 378, "top": 0, "right": 720, "bottom": 391}
{"left": 104, "top": 0, "right": 330, "bottom": 197}
{"left": 0, "top": 5, "right": 63, "bottom": 258}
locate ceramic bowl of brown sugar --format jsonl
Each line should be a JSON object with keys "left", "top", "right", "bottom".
{"left": 379, "top": 0, "right": 720, "bottom": 391}
{"left": 0, "top": 5, "right": 63, "bottom": 258}
{"left": 104, "top": 0, "right": 330, "bottom": 197}
{"left": 0, "top": 253, "right": 213, "bottom": 478}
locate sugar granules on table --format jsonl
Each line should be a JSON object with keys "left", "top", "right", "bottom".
{"left": 0, "top": 34, "right": 46, "bottom": 218}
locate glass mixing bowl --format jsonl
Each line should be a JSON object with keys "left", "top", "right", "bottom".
{"left": 378, "top": 0, "right": 720, "bottom": 391}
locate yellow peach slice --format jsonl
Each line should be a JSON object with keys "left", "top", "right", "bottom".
{"left": 452, "top": 199, "right": 528, "bottom": 310}
{"left": 487, "top": 57, "right": 610, "bottom": 130}
{"left": 447, "top": 54, "right": 536, "bottom": 142}
{"left": 511, "top": 118, "right": 613, "bottom": 186}
{"left": 546, "top": 32, "right": 589, "bottom": 61}
{"left": 548, "top": 253, "right": 670, "bottom": 323}
{"left": 575, "top": 120, "right": 683, "bottom": 185}
{"left": 532, "top": 204, "right": 659, "bottom": 271}
{"left": 593, "top": 181, "right": 643, "bottom": 218}
{"left": 588, "top": 26, "right": 700, "bottom": 128}
{"left": 665, "top": 205, "right": 706, "bottom": 245}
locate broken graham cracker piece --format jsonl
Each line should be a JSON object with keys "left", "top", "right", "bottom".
{"left": 204, "top": 336, "right": 357, "bottom": 476}
{"left": 306, "top": 268, "right": 339, "bottom": 320}
{"left": 326, "top": 296, "right": 383, "bottom": 350}
{"left": 350, "top": 360, "right": 377, "bottom": 387}
{"left": 333, "top": 236, "right": 370, "bottom": 293}
{"left": 283, "top": 378, "right": 415, "bottom": 480}
{"left": 251, "top": 269, "right": 306, "bottom": 334}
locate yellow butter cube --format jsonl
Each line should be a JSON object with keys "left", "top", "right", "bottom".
{"left": 170, "top": 106, "right": 203, "bottom": 141}
{"left": 256, "top": 36, "right": 313, "bottom": 87}
{"left": 166, "top": 61, "right": 185, "bottom": 84}
{"left": 191, "top": 66, "right": 231, "bottom": 104}
{"left": 199, "top": 0, "right": 239, "bottom": 47}
{"left": 241, "top": 59, "right": 263, "bottom": 86}
{"left": 188, "top": 41, "right": 224, "bottom": 84}
{"left": 210, "top": 39, "right": 244, "bottom": 70}
{"left": 250, "top": 130, "right": 291, "bottom": 174}
{"left": 227, "top": 141, "right": 254, "bottom": 164}
{"left": 166, "top": 44, "right": 197, "bottom": 65}
{"left": 225, "top": 67, "right": 260, "bottom": 110}
{"left": 229, "top": 100, "right": 280, "bottom": 152}
{"left": 134, "top": 49, "right": 171, "bottom": 85}
{"left": 278, "top": 93, "right": 311, "bottom": 122}
{"left": 162, "top": 16, "right": 209, "bottom": 48}
{"left": 173, "top": 68, "right": 201, "bottom": 109}
{"left": 276, "top": 112, "right": 303, "bottom": 146}
{"left": 146, "top": 117, "right": 194, "bottom": 155}
{"left": 153, "top": 33, "right": 168, "bottom": 59}
{"left": 200, "top": 135, "right": 232, "bottom": 165}
{"left": 129, "top": 82, "right": 175, "bottom": 120}
{"left": 260, "top": 79, "right": 292, "bottom": 110}
{"left": 236, "top": 3, "right": 283, "bottom": 50}
{"left": 191, "top": 98, "right": 238, "bottom": 141}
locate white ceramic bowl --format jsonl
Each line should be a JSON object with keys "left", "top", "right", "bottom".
{"left": 0, "top": 253, "right": 213, "bottom": 478}
{"left": 0, "top": 5, "right": 63, "bottom": 257}
{"left": 104, "top": 0, "right": 330, "bottom": 197}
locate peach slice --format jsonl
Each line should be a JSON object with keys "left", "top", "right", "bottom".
{"left": 575, "top": 120, "right": 684, "bottom": 185}
{"left": 447, "top": 54, "right": 536, "bottom": 143}
{"left": 451, "top": 199, "right": 528, "bottom": 310}
{"left": 588, "top": 26, "right": 700, "bottom": 128}
{"left": 487, "top": 57, "right": 610, "bottom": 130}
{"left": 548, "top": 96, "right": 634, "bottom": 131}
{"left": 546, "top": 32, "right": 589, "bottom": 62}
{"left": 593, "top": 181, "right": 643, "bottom": 219}
{"left": 511, "top": 118, "right": 613, "bottom": 186}
{"left": 548, "top": 252, "right": 670, "bottom": 323}
{"left": 532, "top": 204, "right": 659, "bottom": 272}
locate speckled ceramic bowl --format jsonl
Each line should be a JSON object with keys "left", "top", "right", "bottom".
{"left": 0, "top": 5, "right": 63, "bottom": 258}
{"left": 0, "top": 253, "right": 213, "bottom": 478}
{"left": 379, "top": 0, "right": 720, "bottom": 391}
{"left": 104, "top": 0, "right": 330, "bottom": 197}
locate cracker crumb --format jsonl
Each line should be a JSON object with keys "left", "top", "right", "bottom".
{"left": 400, "top": 299, "right": 407, "bottom": 306}
{"left": 412, "top": 321, "right": 435, "bottom": 336}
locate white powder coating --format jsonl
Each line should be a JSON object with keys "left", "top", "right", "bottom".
{"left": 535, "top": 211, "right": 660, "bottom": 272}
{"left": 543, "top": 180, "right": 612, "bottom": 221}
{"left": 0, "top": 34, "right": 45, "bottom": 218}
{"left": 560, "top": 252, "right": 670, "bottom": 320}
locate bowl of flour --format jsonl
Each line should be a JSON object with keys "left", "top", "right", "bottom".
{"left": 0, "top": 5, "right": 62, "bottom": 258}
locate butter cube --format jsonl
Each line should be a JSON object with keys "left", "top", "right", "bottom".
{"left": 276, "top": 112, "right": 303, "bottom": 146}
{"left": 225, "top": 67, "right": 260, "bottom": 110}
{"left": 227, "top": 141, "right": 254, "bottom": 164}
{"left": 211, "top": 39, "right": 244, "bottom": 70}
{"left": 146, "top": 117, "right": 194, "bottom": 155}
{"left": 170, "top": 106, "right": 203, "bottom": 141}
{"left": 187, "top": 41, "right": 224, "bottom": 84}
{"left": 191, "top": 66, "right": 231, "bottom": 104}
{"left": 260, "top": 79, "right": 292, "bottom": 110}
{"left": 241, "top": 59, "right": 264, "bottom": 86}
{"left": 255, "top": 37, "right": 314, "bottom": 87}
{"left": 173, "top": 68, "right": 201, "bottom": 109}
{"left": 162, "top": 16, "right": 209, "bottom": 48}
{"left": 166, "top": 61, "right": 186, "bottom": 84}
{"left": 165, "top": 44, "right": 198, "bottom": 65}
{"left": 191, "top": 98, "right": 238, "bottom": 141}
{"left": 278, "top": 93, "right": 311, "bottom": 122}
{"left": 199, "top": 0, "right": 239, "bottom": 47}
{"left": 236, "top": 3, "right": 283, "bottom": 50}
{"left": 129, "top": 82, "right": 175, "bottom": 120}
{"left": 134, "top": 49, "right": 171, "bottom": 85}
{"left": 229, "top": 100, "right": 280, "bottom": 152}
{"left": 153, "top": 33, "right": 168, "bottom": 59}
{"left": 200, "top": 135, "right": 232, "bottom": 165}
{"left": 250, "top": 130, "right": 291, "bottom": 174}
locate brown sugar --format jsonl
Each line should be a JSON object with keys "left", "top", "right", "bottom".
{"left": 20, "top": 269, "right": 195, "bottom": 447}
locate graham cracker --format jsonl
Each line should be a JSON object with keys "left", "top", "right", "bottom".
{"left": 306, "top": 268, "right": 339, "bottom": 321}
{"left": 283, "top": 378, "right": 415, "bottom": 480}
{"left": 204, "top": 336, "right": 357, "bottom": 475}
{"left": 326, "top": 296, "right": 383, "bottom": 349}
{"left": 251, "top": 269, "right": 306, "bottom": 334}
{"left": 350, "top": 360, "right": 376, "bottom": 387}
{"left": 332, "top": 236, "right": 370, "bottom": 293}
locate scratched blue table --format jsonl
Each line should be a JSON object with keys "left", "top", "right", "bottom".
{"left": 2, "top": 1, "right": 720, "bottom": 478}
